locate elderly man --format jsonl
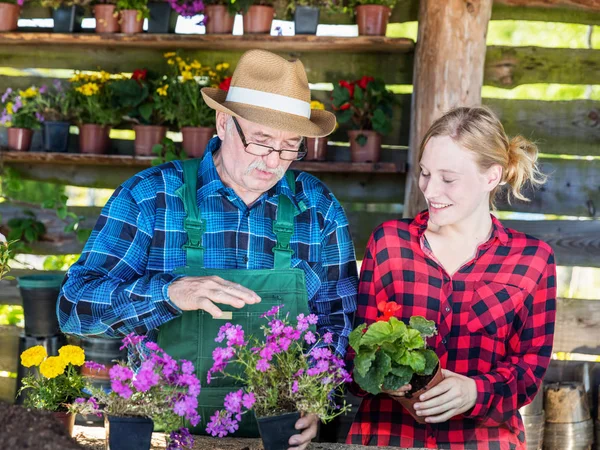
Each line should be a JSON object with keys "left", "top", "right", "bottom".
{"left": 57, "top": 49, "right": 358, "bottom": 449}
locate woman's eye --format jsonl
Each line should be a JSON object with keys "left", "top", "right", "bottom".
{"left": 443, "top": 179, "right": 456, "bottom": 184}
{"left": 420, "top": 172, "right": 430, "bottom": 178}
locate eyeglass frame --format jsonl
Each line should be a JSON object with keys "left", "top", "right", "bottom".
{"left": 231, "top": 117, "right": 307, "bottom": 161}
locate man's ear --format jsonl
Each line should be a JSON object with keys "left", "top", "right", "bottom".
{"left": 216, "top": 112, "right": 230, "bottom": 140}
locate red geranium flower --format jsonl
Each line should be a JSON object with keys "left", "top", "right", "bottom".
{"left": 357, "top": 76, "right": 374, "bottom": 90}
{"left": 339, "top": 80, "right": 355, "bottom": 98}
{"left": 131, "top": 69, "right": 147, "bottom": 81}
{"left": 219, "top": 76, "right": 232, "bottom": 92}
{"left": 376, "top": 301, "right": 401, "bottom": 322}
{"left": 339, "top": 103, "right": 351, "bottom": 111}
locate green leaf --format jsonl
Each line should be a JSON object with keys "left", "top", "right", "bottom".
{"left": 389, "top": 317, "right": 408, "bottom": 341}
{"left": 409, "top": 316, "right": 438, "bottom": 338}
{"left": 421, "top": 349, "right": 439, "bottom": 376}
{"left": 56, "top": 206, "right": 68, "bottom": 220}
{"left": 332, "top": 86, "right": 350, "bottom": 107}
{"left": 76, "top": 228, "right": 92, "bottom": 243}
{"left": 398, "top": 349, "right": 426, "bottom": 373}
{"left": 404, "top": 328, "right": 425, "bottom": 350}
{"left": 383, "top": 374, "right": 406, "bottom": 391}
{"left": 361, "top": 321, "right": 393, "bottom": 347}
{"left": 349, "top": 323, "right": 366, "bottom": 351}
{"left": 390, "top": 365, "right": 414, "bottom": 386}
{"left": 139, "top": 102, "right": 154, "bottom": 122}
{"left": 372, "top": 108, "right": 392, "bottom": 135}
{"left": 354, "top": 86, "right": 364, "bottom": 103}
{"left": 24, "top": 228, "right": 36, "bottom": 243}
{"left": 64, "top": 222, "right": 76, "bottom": 233}
{"left": 353, "top": 351, "right": 391, "bottom": 395}
{"left": 152, "top": 143, "right": 163, "bottom": 155}
{"left": 336, "top": 109, "right": 353, "bottom": 124}
{"left": 356, "top": 133, "right": 368, "bottom": 146}
{"left": 354, "top": 349, "right": 377, "bottom": 378}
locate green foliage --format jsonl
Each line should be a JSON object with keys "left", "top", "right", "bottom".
{"left": 34, "top": 80, "right": 73, "bottom": 122}
{"left": 7, "top": 211, "right": 46, "bottom": 251}
{"left": 151, "top": 137, "right": 187, "bottom": 166}
{"left": 0, "top": 240, "right": 17, "bottom": 282}
{"left": 349, "top": 316, "right": 438, "bottom": 395}
{"left": 229, "top": 0, "right": 274, "bottom": 15}
{"left": 115, "top": 0, "right": 149, "bottom": 17}
{"left": 67, "top": 72, "right": 123, "bottom": 126}
{"left": 40, "top": 0, "right": 92, "bottom": 9}
{"left": 0, "top": 305, "right": 24, "bottom": 327}
{"left": 0, "top": 86, "right": 42, "bottom": 130}
{"left": 109, "top": 70, "right": 165, "bottom": 125}
{"left": 43, "top": 254, "right": 80, "bottom": 271}
{"left": 348, "top": 0, "right": 397, "bottom": 8}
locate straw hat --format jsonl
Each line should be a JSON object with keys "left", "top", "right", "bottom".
{"left": 201, "top": 49, "right": 336, "bottom": 138}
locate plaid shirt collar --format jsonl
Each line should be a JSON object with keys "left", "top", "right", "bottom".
{"left": 197, "top": 137, "right": 299, "bottom": 211}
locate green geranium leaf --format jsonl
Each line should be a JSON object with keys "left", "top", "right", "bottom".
{"left": 353, "top": 350, "right": 391, "bottom": 395}
{"left": 361, "top": 320, "right": 394, "bottom": 347}
{"left": 421, "top": 349, "right": 439, "bottom": 376}
{"left": 354, "top": 86, "right": 364, "bottom": 103}
{"left": 349, "top": 323, "right": 366, "bottom": 351}
{"left": 372, "top": 108, "right": 391, "bottom": 135}
{"left": 409, "top": 316, "right": 438, "bottom": 338}
{"left": 390, "top": 365, "right": 413, "bottom": 387}
{"left": 332, "top": 86, "right": 350, "bottom": 107}
{"left": 139, "top": 103, "right": 154, "bottom": 122}
{"left": 383, "top": 374, "right": 406, "bottom": 391}
{"left": 354, "top": 349, "right": 377, "bottom": 378}
{"left": 404, "top": 328, "right": 425, "bottom": 350}
{"left": 398, "top": 349, "right": 425, "bottom": 373}
{"left": 389, "top": 317, "right": 408, "bottom": 342}
{"left": 336, "top": 109, "right": 353, "bottom": 124}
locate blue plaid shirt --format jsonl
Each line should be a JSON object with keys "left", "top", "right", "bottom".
{"left": 57, "top": 137, "right": 358, "bottom": 356}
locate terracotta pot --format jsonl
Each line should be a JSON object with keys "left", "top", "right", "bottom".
{"left": 79, "top": 124, "right": 111, "bottom": 154}
{"left": 348, "top": 130, "right": 381, "bottom": 163}
{"left": 204, "top": 4, "right": 234, "bottom": 34}
{"left": 53, "top": 411, "right": 76, "bottom": 436}
{"left": 134, "top": 125, "right": 167, "bottom": 156}
{"left": 81, "top": 362, "right": 112, "bottom": 380}
{"left": 356, "top": 4, "right": 391, "bottom": 36}
{"left": 304, "top": 137, "right": 327, "bottom": 161}
{"left": 0, "top": 4, "right": 20, "bottom": 31}
{"left": 392, "top": 364, "right": 444, "bottom": 424}
{"left": 94, "top": 4, "right": 120, "bottom": 33}
{"left": 242, "top": 5, "right": 274, "bottom": 34}
{"left": 120, "top": 9, "right": 144, "bottom": 34}
{"left": 7, "top": 128, "right": 33, "bottom": 152}
{"left": 181, "top": 126, "right": 215, "bottom": 158}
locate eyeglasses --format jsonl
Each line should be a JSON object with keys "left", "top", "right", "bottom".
{"left": 231, "top": 117, "right": 307, "bottom": 161}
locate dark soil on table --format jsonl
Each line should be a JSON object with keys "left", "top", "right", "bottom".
{"left": 0, "top": 402, "right": 84, "bottom": 450}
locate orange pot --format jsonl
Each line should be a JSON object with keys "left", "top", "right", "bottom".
{"left": 304, "top": 137, "right": 327, "bottom": 161}
{"left": 0, "top": 4, "right": 20, "bottom": 32}
{"left": 392, "top": 364, "right": 445, "bottom": 424}
{"left": 134, "top": 125, "right": 167, "bottom": 156}
{"left": 181, "top": 127, "right": 215, "bottom": 158}
{"left": 79, "top": 124, "right": 111, "bottom": 154}
{"left": 204, "top": 4, "right": 234, "bottom": 34}
{"left": 94, "top": 4, "right": 120, "bottom": 33}
{"left": 242, "top": 5, "right": 274, "bottom": 34}
{"left": 7, "top": 128, "right": 33, "bottom": 152}
{"left": 356, "top": 4, "right": 391, "bottom": 36}
{"left": 348, "top": 130, "right": 381, "bottom": 163}
{"left": 53, "top": 411, "right": 76, "bottom": 436}
{"left": 120, "top": 9, "right": 144, "bottom": 34}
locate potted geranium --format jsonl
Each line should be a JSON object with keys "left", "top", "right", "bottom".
{"left": 93, "top": 0, "right": 120, "bottom": 33}
{"left": 18, "top": 344, "right": 87, "bottom": 436}
{"left": 71, "top": 333, "right": 200, "bottom": 450}
{"left": 349, "top": 0, "right": 396, "bottom": 36}
{"left": 0, "top": 0, "right": 25, "bottom": 32}
{"left": 116, "top": 0, "right": 150, "bottom": 33}
{"left": 202, "top": 0, "right": 234, "bottom": 34}
{"left": 1, "top": 86, "right": 43, "bottom": 152}
{"left": 157, "top": 53, "right": 229, "bottom": 157}
{"left": 231, "top": 0, "right": 275, "bottom": 34}
{"left": 41, "top": 0, "right": 91, "bottom": 33}
{"left": 205, "top": 306, "right": 352, "bottom": 450}
{"left": 35, "top": 80, "right": 73, "bottom": 153}
{"left": 331, "top": 76, "right": 394, "bottom": 163}
{"left": 68, "top": 71, "right": 121, "bottom": 154}
{"left": 109, "top": 68, "right": 169, "bottom": 156}
{"left": 148, "top": 0, "right": 179, "bottom": 33}
{"left": 348, "top": 302, "right": 444, "bottom": 423}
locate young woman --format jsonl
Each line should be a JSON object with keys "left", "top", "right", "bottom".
{"left": 346, "top": 106, "right": 556, "bottom": 449}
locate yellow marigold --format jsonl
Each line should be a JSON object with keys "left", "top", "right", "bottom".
{"left": 20, "top": 345, "right": 47, "bottom": 368}
{"left": 190, "top": 61, "right": 201, "bottom": 69}
{"left": 222, "top": 63, "right": 230, "bottom": 70}
{"left": 216, "top": 64, "right": 223, "bottom": 71}
{"left": 58, "top": 345, "right": 85, "bottom": 366}
{"left": 19, "top": 87, "right": 38, "bottom": 99}
{"left": 157, "top": 85, "right": 169, "bottom": 96}
{"left": 6, "top": 102, "right": 13, "bottom": 115}
{"left": 310, "top": 100, "right": 325, "bottom": 110}
{"left": 76, "top": 82, "right": 100, "bottom": 96}
{"left": 181, "top": 71, "right": 193, "bottom": 81}
{"left": 164, "top": 52, "right": 176, "bottom": 58}
{"left": 100, "top": 71, "right": 111, "bottom": 82}
{"left": 209, "top": 71, "right": 216, "bottom": 77}
{"left": 40, "top": 356, "right": 67, "bottom": 379}
{"left": 167, "top": 59, "right": 175, "bottom": 65}
{"left": 175, "top": 56, "right": 182, "bottom": 62}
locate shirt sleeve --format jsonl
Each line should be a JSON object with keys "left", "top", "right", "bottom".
{"left": 311, "top": 197, "right": 358, "bottom": 359}
{"left": 57, "top": 182, "right": 183, "bottom": 338}
{"left": 463, "top": 249, "right": 557, "bottom": 425}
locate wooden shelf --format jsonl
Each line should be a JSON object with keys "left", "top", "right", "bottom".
{"left": 0, "top": 32, "right": 414, "bottom": 53}
{"left": 0, "top": 151, "right": 406, "bottom": 173}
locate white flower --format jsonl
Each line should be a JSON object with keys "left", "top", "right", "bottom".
{"left": 0, "top": 233, "right": 6, "bottom": 243}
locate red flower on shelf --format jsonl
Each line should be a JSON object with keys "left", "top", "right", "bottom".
{"left": 339, "top": 80, "right": 355, "bottom": 98}
{"left": 219, "top": 76, "right": 232, "bottom": 92}
{"left": 131, "top": 69, "right": 147, "bottom": 81}
{"left": 357, "top": 76, "right": 374, "bottom": 90}
{"left": 376, "top": 301, "right": 401, "bottom": 322}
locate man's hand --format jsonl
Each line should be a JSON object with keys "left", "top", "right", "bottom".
{"left": 413, "top": 369, "right": 477, "bottom": 423}
{"left": 382, "top": 383, "right": 412, "bottom": 398}
{"left": 288, "top": 413, "right": 318, "bottom": 450}
{"left": 167, "top": 276, "right": 260, "bottom": 317}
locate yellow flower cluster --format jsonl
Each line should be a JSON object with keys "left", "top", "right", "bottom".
{"left": 157, "top": 84, "right": 169, "bottom": 96}
{"left": 69, "top": 71, "right": 111, "bottom": 84}
{"left": 58, "top": 345, "right": 85, "bottom": 366}
{"left": 40, "top": 356, "right": 67, "bottom": 379}
{"left": 216, "top": 63, "right": 230, "bottom": 72}
{"left": 310, "top": 100, "right": 325, "bottom": 110}
{"left": 6, "top": 102, "right": 13, "bottom": 115}
{"left": 20, "top": 345, "right": 47, "bottom": 368}
{"left": 76, "top": 82, "right": 100, "bottom": 96}
{"left": 19, "top": 87, "right": 38, "bottom": 99}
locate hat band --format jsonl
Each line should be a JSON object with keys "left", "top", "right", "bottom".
{"left": 225, "top": 87, "right": 311, "bottom": 118}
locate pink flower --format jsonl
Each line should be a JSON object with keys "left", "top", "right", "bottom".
{"left": 292, "top": 380, "right": 299, "bottom": 393}
{"left": 242, "top": 392, "right": 255, "bottom": 409}
{"left": 256, "top": 359, "right": 270, "bottom": 372}
{"left": 323, "top": 332, "right": 334, "bottom": 344}
{"left": 304, "top": 331, "right": 316, "bottom": 345}
{"left": 261, "top": 305, "right": 284, "bottom": 319}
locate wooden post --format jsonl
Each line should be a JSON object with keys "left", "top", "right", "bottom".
{"left": 403, "top": 0, "right": 493, "bottom": 218}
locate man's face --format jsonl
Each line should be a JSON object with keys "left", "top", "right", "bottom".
{"left": 215, "top": 112, "right": 302, "bottom": 197}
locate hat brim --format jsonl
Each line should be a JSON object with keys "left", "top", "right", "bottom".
{"left": 201, "top": 87, "right": 336, "bottom": 138}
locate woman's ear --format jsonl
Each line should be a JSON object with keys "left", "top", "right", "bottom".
{"left": 486, "top": 164, "right": 504, "bottom": 191}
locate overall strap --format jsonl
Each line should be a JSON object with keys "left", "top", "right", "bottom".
{"left": 273, "top": 171, "right": 296, "bottom": 270}
{"left": 178, "top": 159, "right": 205, "bottom": 269}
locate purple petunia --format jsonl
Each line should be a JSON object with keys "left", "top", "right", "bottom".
{"left": 120, "top": 332, "right": 146, "bottom": 350}
{"left": 260, "top": 304, "right": 284, "bottom": 319}
{"left": 1, "top": 88, "right": 12, "bottom": 104}
{"left": 206, "top": 410, "right": 239, "bottom": 437}
{"left": 241, "top": 392, "right": 255, "bottom": 409}
{"left": 256, "top": 359, "right": 270, "bottom": 372}
{"left": 304, "top": 331, "right": 316, "bottom": 345}
{"left": 323, "top": 332, "right": 334, "bottom": 344}
{"left": 224, "top": 389, "right": 243, "bottom": 414}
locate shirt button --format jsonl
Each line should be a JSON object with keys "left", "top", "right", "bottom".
{"left": 445, "top": 306, "right": 451, "bottom": 313}
{"left": 243, "top": 256, "right": 249, "bottom": 263}
{"left": 442, "top": 338, "right": 447, "bottom": 344}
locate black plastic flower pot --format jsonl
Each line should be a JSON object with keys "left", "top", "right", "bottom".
{"left": 42, "top": 121, "right": 70, "bottom": 153}
{"left": 147, "top": 2, "right": 178, "bottom": 33}
{"left": 256, "top": 411, "right": 301, "bottom": 450}
{"left": 294, "top": 6, "right": 319, "bottom": 35}
{"left": 105, "top": 415, "right": 154, "bottom": 450}
{"left": 52, "top": 5, "right": 84, "bottom": 33}
{"left": 18, "top": 275, "right": 65, "bottom": 337}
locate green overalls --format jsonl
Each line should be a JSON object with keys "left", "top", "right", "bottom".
{"left": 157, "top": 158, "right": 310, "bottom": 437}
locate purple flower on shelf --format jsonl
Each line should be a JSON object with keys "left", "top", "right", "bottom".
{"left": 12, "top": 97, "right": 22, "bottom": 113}
{"left": 35, "top": 112, "right": 44, "bottom": 123}
{"left": 167, "top": 0, "right": 204, "bottom": 18}
{"left": 275, "top": 26, "right": 282, "bottom": 36}
{"left": 39, "top": 85, "right": 48, "bottom": 94}
{"left": 0, "top": 111, "right": 10, "bottom": 126}
{"left": 1, "top": 88, "right": 12, "bottom": 104}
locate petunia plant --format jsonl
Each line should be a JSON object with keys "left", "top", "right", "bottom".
{"left": 0, "top": 86, "right": 43, "bottom": 130}
{"left": 18, "top": 344, "right": 87, "bottom": 412}
{"left": 70, "top": 333, "right": 200, "bottom": 450}
{"left": 205, "top": 306, "right": 352, "bottom": 437}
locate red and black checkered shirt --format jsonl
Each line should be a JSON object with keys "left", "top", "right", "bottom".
{"left": 346, "top": 211, "right": 557, "bottom": 450}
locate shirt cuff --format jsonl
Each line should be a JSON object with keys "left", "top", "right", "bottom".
{"left": 463, "top": 374, "right": 493, "bottom": 419}
{"left": 160, "top": 274, "right": 185, "bottom": 316}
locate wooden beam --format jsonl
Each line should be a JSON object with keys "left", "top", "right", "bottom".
{"left": 554, "top": 298, "right": 600, "bottom": 355}
{"left": 404, "top": 0, "right": 493, "bottom": 218}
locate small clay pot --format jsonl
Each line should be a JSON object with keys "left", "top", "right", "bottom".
{"left": 392, "top": 364, "right": 445, "bottom": 424}
{"left": 356, "top": 4, "right": 391, "bottom": 36}
{"left": 94, "top": 4, "right": 120, "bottom": 33}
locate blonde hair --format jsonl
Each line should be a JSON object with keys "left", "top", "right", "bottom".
{"left": 418, "top": 106, "right": 547, "bottom": 208}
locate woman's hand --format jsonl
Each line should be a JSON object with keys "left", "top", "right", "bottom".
{"left": 413, "top": 369, "right": 477, "bottom": 423}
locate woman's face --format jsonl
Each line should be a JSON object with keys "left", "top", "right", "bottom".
{"left": 418, "top": 135, "right": 501, "bottom": 227}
